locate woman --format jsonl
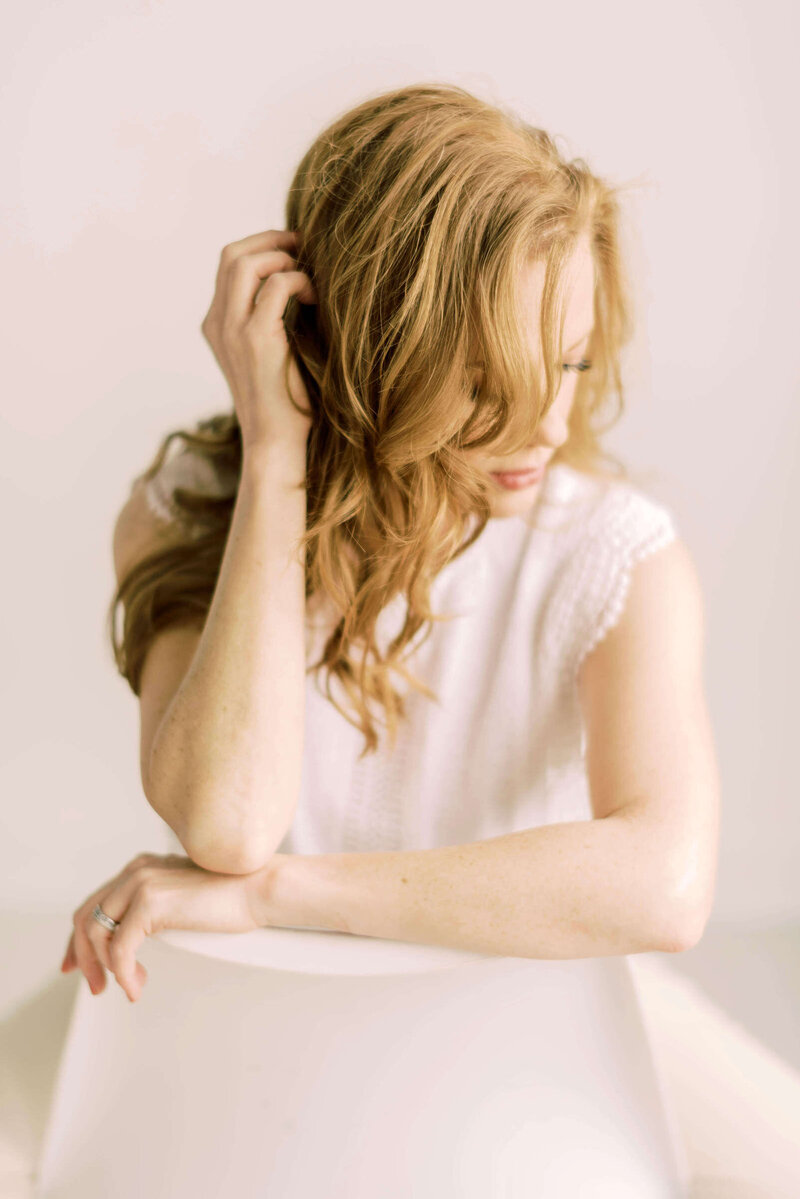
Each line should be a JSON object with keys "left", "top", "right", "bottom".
{"left": 62, "top": 83, "right": 718, "bottom": 1010}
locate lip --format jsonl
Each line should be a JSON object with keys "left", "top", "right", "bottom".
{"left": 489, "top": 465, "right": 546, "bottom": 490}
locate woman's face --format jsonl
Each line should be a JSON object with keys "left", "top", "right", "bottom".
{"left": 464, "top": 234, "right": 596, "bottom": 519}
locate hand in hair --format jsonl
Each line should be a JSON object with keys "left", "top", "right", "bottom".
{"left": 200, "top": 228, "right": 318, "bottom": 456}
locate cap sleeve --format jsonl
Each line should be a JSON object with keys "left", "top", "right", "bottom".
{"left": 547, "top": 481, "right": 679, "bottom": 685}
{"left": 136, "top": 446, "right": 237, "bottom": 526}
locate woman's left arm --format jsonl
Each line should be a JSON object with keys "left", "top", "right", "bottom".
{"left": 575, "top": 535, "right": 721, "bottom": 939}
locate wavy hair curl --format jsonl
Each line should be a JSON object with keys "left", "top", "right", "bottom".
{"left": 109, "top": 81, "right": 638, "bottom": 759}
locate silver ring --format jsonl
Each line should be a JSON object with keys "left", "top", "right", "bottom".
{"left": 92, "top": 903, "right": 120, "bottom": 932}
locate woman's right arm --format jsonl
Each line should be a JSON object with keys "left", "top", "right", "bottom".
{"left": 139, "top": 228, "right": 319, "bottom": 874}
{"left": 143, "top": 444, "right": 309, "bottom": 875}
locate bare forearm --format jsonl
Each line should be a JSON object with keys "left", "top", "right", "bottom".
{"left": 255, "top": 814, "right": 694, "bottom": 958}
{"left": 148, "top": 445, "right": 307, "bottom": 872}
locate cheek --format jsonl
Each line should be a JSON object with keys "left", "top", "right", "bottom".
{"left": 460, "top": 449, "right": 490, "bottom": 473}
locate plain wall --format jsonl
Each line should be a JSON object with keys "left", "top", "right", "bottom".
{"left": 1, "top": 0, "right": 797, "bottom": 922}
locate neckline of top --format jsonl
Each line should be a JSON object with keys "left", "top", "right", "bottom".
{"left": 304, "top": 463, "right": 588, "bottom": 629}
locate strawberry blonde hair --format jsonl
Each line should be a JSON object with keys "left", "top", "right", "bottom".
{"left": 110, "top": 82, "right": 637, "bottom": 759}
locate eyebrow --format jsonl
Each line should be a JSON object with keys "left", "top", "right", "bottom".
{"left": 565, "top": 329, "right": 593, "bottom": 353}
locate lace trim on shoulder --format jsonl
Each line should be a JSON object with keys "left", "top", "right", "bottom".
{"left": 545, "top": 482, "right": 678, "bottom": 685}
{"left": 140, "top": 472, "right": 177, "bottom": 523}
{"left": 137, "top": 447, "right": 237, "bottom": 527}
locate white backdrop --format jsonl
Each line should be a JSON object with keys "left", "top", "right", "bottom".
{"left": 1, "top": 0, "right": 797, "bottom": 922}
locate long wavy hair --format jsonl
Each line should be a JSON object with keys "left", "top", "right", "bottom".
{"left": 109, "top": 81, "right": 638, "bottom": 760}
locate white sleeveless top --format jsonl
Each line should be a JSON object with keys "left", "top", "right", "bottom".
{"left": 135, "top": 445, "right": 678, "bottom": 857}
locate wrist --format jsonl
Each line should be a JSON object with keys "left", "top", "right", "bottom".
{"left": 244, "top": 853, "right": 352, "bottom": 935}
{"left": 243, "top": 855, "right": 285, "bottom": 928}
{"left": 242, "top": 443, "right": 307, "bottom": 489}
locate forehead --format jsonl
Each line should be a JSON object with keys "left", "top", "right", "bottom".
{"left": 468, "top": 236, "right": 596, "bottom": 370}
{"left": 518, "top": 235, "right": 596, "bottom": 351}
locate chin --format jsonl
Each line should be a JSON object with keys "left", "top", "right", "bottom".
{"left": 487, "top": 478, "right": 544, "bottom": 518}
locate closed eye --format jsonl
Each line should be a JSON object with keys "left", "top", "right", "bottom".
{"left": 469, "top": 355, "right": 592, "bottom": 400}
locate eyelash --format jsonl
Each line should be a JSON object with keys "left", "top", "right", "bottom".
{"left": 469, "top": 357, "right": 592, "bottom": 401}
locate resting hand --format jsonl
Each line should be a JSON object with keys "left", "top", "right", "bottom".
{"left": 60, "top": 851, "right": 264, "bottom": 1003}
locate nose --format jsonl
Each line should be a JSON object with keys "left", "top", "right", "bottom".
{"left": 529, "top": 404, "right": 568, "bottom": 452}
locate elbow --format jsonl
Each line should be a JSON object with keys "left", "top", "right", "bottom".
{"left": 144, "top": 779, "right": 282, "bottom": 876}
{"left": 652, "top": 889, "right": 712, "bottom": 954}
{"left": 180, "top": 828, "right": 274, "bottom": 876}
{"left": 646, "top": 836, "right": 717, "bottom": 953}
{"left": 664, "top": 908, "right": 711, "bottom": 954}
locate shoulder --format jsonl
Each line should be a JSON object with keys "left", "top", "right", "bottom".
{"left": 543, "top": 463, "right": 676, "bottom": 546}
{"left": 134, "top": 442, "right": 238, "bottom": 525}
{"left": 578, "top": 534, "right": 704, "bottom": 688}
{"left": 114, "top": 442, "right": 237, "bottom": 585}
{"left": 113, "top": 478, "right": 173, "bottom": 585}
{"left": 539, "top": 465, "right": 682, "bottom": 682}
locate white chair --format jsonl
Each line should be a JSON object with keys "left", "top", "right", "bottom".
{"left": 33, "top": 927, "right": 690, "bottom": 1197}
